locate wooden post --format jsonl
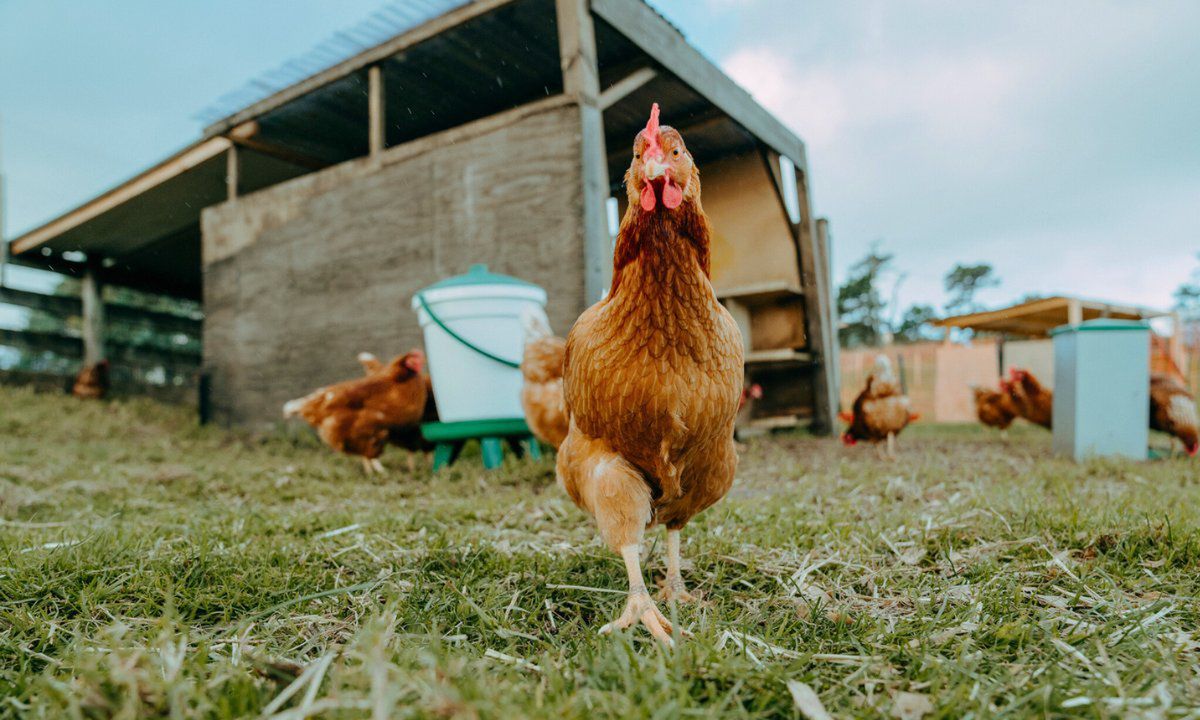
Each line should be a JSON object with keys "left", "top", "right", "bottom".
{"left": 81, "top": 259, "right": 105, "bottom": 366}
{"left": 555, "top": 0, "right": 611, "bottom": 304}
{"left": 815, "top": 217, "right": 840, "bottom": 409}
{"left": 368, "top": 64, "right": 385, "bottom": 157}
{"left": 1067, "top": 298, "right": 1083, "bottom": 326}
{"left": 226, "top": 145, "right": 239, "bottom": 201}
{"left": 782, "top": 162, "right": 837, "bottom": 435}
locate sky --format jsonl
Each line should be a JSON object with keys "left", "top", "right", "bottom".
{"left": 1, "top": 0, "right": 1198, "bottom": 318}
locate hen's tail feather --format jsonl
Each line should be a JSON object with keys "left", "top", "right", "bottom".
{"left": 521, "top": 307, "right": 553, "bottom": 343}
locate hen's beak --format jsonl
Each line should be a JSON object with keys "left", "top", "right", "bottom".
{"left": 643, "top": 155, "right": 669, "bottom": 180}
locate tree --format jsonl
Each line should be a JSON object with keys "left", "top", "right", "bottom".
{"left": 837, "top": 244, "right": 894, "bottom": 348}
{"left": 1174, "top": 253, "right": 1200, "bottom": 319}
{"left": 944, "top": 263, "right": 999, "bottom": 316}
{"left": 894, "top": 304, "right": 940, "bottom": 343}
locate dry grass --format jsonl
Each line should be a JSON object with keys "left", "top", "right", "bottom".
{"left": 0, "top": 385, "right": 1197, "bottom": 718}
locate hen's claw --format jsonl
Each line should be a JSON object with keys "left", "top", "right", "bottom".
{"left": 599, "top": 589, "right": 675, "bottom": 646}
{"left": 658, "top": 576, "right": 701, "bottom": 604}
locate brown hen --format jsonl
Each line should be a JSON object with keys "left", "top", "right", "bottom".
{"left": 1150, "top": 373, "right": 1198, "bottom": 457}
{"left": 1008, "top": 368, "right": 1053, "bottom": 429}
{"left": 557, "top": 104, "right": 744, "bottom": 645}
{"left": 973, "top": 380, "right": 1018, "bottom": 433}
{"left": 283, "top": 350, "right": 428, "bottom": 474}
{"left": 841, "top": 355, "right": 916, "bottom": 458}
{"left": 520, "top": 311, "right": 568, "bottom": 449}
{"left": 72, "top": 360, "right": 110, "bottom": 400}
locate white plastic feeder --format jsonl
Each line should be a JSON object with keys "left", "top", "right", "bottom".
{"left": 411, "top": 264, "right": 548, "bottom": 423}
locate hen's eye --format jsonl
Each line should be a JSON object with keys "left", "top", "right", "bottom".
{"left": 673, "top": 149, "right": 680, "bottom": 156}
{"left": 634, "top": 153, "right": 641, "bottom": 159}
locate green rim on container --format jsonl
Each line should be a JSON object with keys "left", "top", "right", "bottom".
{"left": 1049, "top": 319, "right": 1151, "bottom": 336}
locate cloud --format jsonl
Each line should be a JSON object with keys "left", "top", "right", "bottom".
{"left": 712, "top": 1, "right": 1200, "bottom": 312}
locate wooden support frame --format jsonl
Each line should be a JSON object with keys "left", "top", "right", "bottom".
{"left": 599, "top": 66, "right": 656, "bottom": 110}
{"left": 368, "top": 64, "right": 385, "bottom": 157}
{"left": 816, "top": 218, "right": 840, "bottom": 408}
{"left": 80, "top": 259, "right": 105, "bottom": 365}
{"left": 11, "top": 137, "right": 232, "bottom": 256}
{"left": 202, "top": 0, "right": 515, "bottom": 138}
{"left": 226, "top": 145, "right": 239, "bottom": 201}
{"left": 229, "top": 121, "right": 331, "bottom": 171}
{"left": 758, "top": 144, "right": 837, "bottom": 435}
{"left": 556, "top": 0, "right": 612, "bottom": 304}
{"left": 592, "top": 0, "right": 807, "bottom": 165}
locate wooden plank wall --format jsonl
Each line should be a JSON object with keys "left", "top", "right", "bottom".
{"left": 201, "top": 101, "right": 587, "bottom": 427}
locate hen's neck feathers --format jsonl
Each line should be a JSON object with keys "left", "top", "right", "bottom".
{"left": 610, "top": 199, "right": 711, "bottom": 298}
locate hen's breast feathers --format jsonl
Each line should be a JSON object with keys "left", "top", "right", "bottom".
{"left": 563, "top": 262, "right": 743, "bottom": 477}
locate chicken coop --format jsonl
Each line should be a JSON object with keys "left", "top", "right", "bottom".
{"left": 4, "top": 0, "right": 838, "bottom": 433}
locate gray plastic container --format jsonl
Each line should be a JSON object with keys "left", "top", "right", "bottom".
{"left": 1050, "top": 319, "right": 1150, "bottom": 460}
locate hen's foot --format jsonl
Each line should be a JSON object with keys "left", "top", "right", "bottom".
{"left": 599, "top": 587, "right": 675, "bottom": 646}
{"left": 657, "top": 575, "right": 702, "bottom": 604}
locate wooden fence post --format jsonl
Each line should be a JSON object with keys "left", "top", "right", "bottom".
{"left": 368, "top": 64, "right": 385, "bottom": 157}
{"left": 555, "top": 0, "right": 611, "bottom": 305}
{"left": 80, "top": 260, "right": 105, "bottom": 365}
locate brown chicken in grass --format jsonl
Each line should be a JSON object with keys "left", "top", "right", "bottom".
{"left": 840, "top": 355, "right": 917, "bottom": 457}
{"left": 972, "top": 380, "right": 1018, "bottom": 434}
{"left": 520, "top": 311, "right": 568, "bottom": 449}
{"left": 557, "top": 104, "right": 744, "bottom": 645}
{"left": 357, "top": 352, "right": 438, "bottom": 467}
{"left": 72, "top": 360, "right": 110, "bottom": 399}
{"left": 1008, "top": 368, "right": 1053, "bottom": 429}
{"left": 283, "top": 350, "right": 429, "bottom": 474}
{"left": 1150, "top": 373, "right": 1198, "bottom": 457}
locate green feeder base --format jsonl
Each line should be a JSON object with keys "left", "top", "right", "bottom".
{"left": 421, "top": 418, "right": 542, "bottom": 471}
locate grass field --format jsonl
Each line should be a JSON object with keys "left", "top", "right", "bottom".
{"left": 1, "top": 385, "right": 1198, "bottom": 719}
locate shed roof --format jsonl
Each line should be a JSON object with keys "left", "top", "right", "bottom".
{"left": 933, "top": 295, "right": 1170, "bottom": 337}
{"left": 6, "top": 0, "right": 809, "bottom": 300}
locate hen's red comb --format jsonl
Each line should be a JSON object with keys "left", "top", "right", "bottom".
{"left": 643, "top": 103, "right": 662, "bottom": 157}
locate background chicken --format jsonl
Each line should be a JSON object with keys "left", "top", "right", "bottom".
{"left": 519, "top": 311, "right": 568, "bottom": 450}
{"left": 556, "top": 104, "right": 743, "bottom": 645}
{"left": 1150, "top": 373, "right": 1198, "bottom": 456}
{"left": 972, "top": 380, "right": 1018, "bottom": 434}
{"left": 841, "top": 355, "right": 915, "bottom": 457}
{"left": 72, "top": 359, "right": 110, "bottom": 400}
{"left": 357, "top": 351, "right": 439, "bottom": 469}
{"left": 283, "top": 349, "right": 428, "bottom": 474}
{"left": 1008, "top": 368, "right": 1053, "bottom": 429}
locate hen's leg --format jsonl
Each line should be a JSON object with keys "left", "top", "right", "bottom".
{"left": 371, "top": 458, "right": 386, "bottom": 474}
{"left": 886, "top": 432, "right": 897, "bottom": 459}
{"left": 600, "top": 544, "right": 675, "bottom": 646}
{"left": 659, "top": 529, "right": 698, "bottom": 603}
{"left": 361, "top": 457, "right": 375, "bottom": 475}
{"left": 576, "top": 450, "right": 675, "bottom": 646}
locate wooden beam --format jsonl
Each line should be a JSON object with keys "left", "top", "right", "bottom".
{"left": 599, "top": 66, "right": 656, "bottom": 110}
{"left": 10, "top": 138, "right": 231, "bottom": 256}
{"left": 815, "top": 217, "right": 840, "bottom": 406}
{"left": 592, "top": 0, "right": 807, "bottom": 168}
{"left": 556, "top": 0, "right": 611, "bottom": 304}
{"left": 229, "top": 131, "right": 332, "bottom": 172}
{"left": 1067, "top": 297, "right": 1083, "bottom": 326}
{"left": 80, "top": 260, "right": 105, "bottom": 365}
{"left": 756, "top": 144, "right": 835, "bottom": 434}
{"left": 202, "top": 0, "right": 515, "bottom": 138}
{"left": 368, "top": 64, "right": 385, "bottom": 157}
{"left": 0, "top": 328, "right": 201, "bottom": 367}
{"left": 4, "top": 252, "right": 200, "bottom": 301}
{"left": 790, "top": 166, "right": 836, "bottom": 435}
{"left": 226, "top": 145, "right": 239, "bottom": 201}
